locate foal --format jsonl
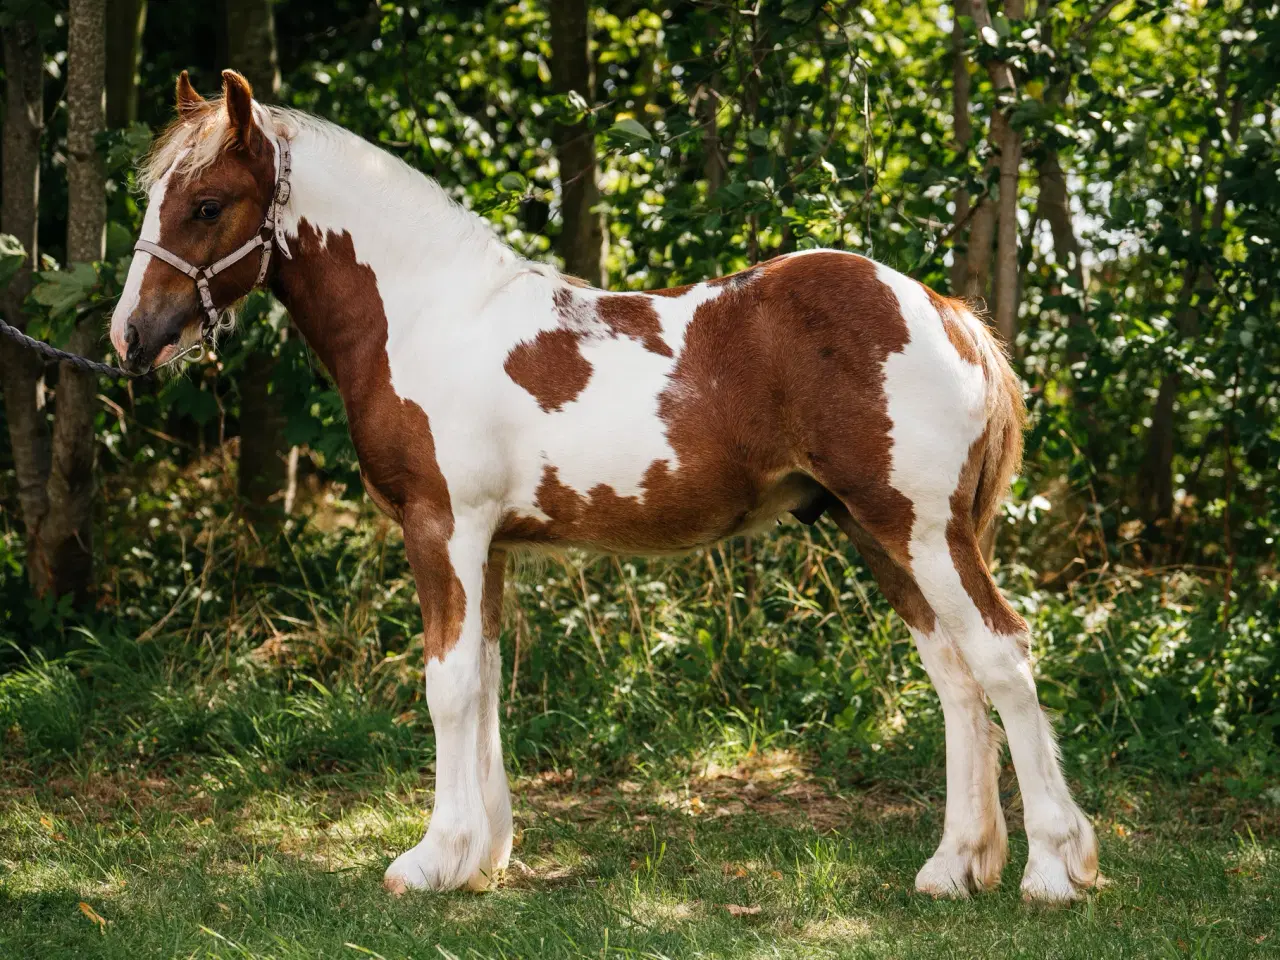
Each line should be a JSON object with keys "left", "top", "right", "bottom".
{"left": 110, "top": 71, "right": 1099, "bottom": 902}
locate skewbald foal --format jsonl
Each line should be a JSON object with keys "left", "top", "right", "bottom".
{"left": 109, "top": 70, "right": 1099, "bottom": 903}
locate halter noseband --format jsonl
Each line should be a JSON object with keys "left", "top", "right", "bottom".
{"left": 133, "top": 135, "right": 293, "bottom": 353}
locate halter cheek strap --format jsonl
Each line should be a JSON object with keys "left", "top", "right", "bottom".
{"left": 133, "top": 135, "right": 293, "bottom": 349}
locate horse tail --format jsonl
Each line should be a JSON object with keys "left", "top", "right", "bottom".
{"left": 953, "top": 302, "right": 1025, "bottom": 537}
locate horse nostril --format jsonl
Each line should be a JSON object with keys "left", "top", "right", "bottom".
{"left": 125, "top": 323, "right": 140, "bottom": 356}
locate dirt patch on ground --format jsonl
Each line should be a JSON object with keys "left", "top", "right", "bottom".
{"left": 0, "top": 770, "right": 211, "bottom": 822}
{"left": 515, "top": 749, "right": 924, "bottom": 833}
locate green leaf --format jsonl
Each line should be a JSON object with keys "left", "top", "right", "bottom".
{"left": 31, "top": 262, "right": 100, "bottom": 318}
{"left": 164, "top": 377, "right": 219, "bottom": 426}
{"left": 103, "top": 122, "right": 153, "bottom": 174}
{"left": 0, "top": 233, "right": 28, "bottom": 290}
{"left": 498, "top": 172, "right": 527, "bottom": 193}
{"left": 105, "top": 222, "right": 134, "bottom": 262}
{"left": 608, "top": 117, "right": 653, "bottom": 145}
{"left": 781, "top": 0, "right": 818, "bottom": 22}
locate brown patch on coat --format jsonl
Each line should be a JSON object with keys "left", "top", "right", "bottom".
{"left": 540, "top": 264, "right": 762, "bottom": 365}
{"left": 618, "top": 264, "right": 761, "bottom": 301}
{"left": 551, "top": 287, "right": 594, "bottom": 330}
{"left": 946, "top": 429, "right": 1028, "bottom": 637}
{"left": 128, "top": 128, "right": 276, "bottom": 368}
{"left": 595, "top": 295, "right": 672, "bottom": 356}
{"left": 830, "top": 504, "right": 936, "bottom": 633}
{"left": 482, "top": 549, "right": 506, "bottom": 640}
{"left": 767, "top": 253, "right": 917, "bottom": 564}
{"left": 495, "top": 510, "right": 558, "bottom": 546}
{"left": 923, "top": 285, "right": 983, "bottom": 367}
{"left": 273, "top": 221, "right": 465, "bottom": 662}
{"left": 504, "top": 328, "right": 594, "bottom": 412}
{"left": 709, "top": 265, "right": 762, "bottom": 291}
{"left": 361, "top": 469, "right": 399, "bottom": 519}
{"left": 497, "top": 252, "right": 918, "bottom": 560}
{"left": 645, "top": 283, "right": 697, "bottom": 297}
{"left": 942, "top": 312, "right": 982, "bottom": 366}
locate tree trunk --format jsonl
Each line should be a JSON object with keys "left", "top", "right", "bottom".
{"left": 969, "top": 0, "right": 1024, "bottom": 347}
{"left": 550, "top": 0, "right": 606, "bottom": 285}
{"left": 1140, "top": 48, "right": 1239, "bottom": 529}
{"left": 949, "top": 0, "right": 973, "bottom": 294}
{"left": 237, "top": 351, "right": 289, "bottom": 524}
{"left": 991, "top": 111, "right": 1022, "bottom": 347}
{"left": 993, "top": 0, "right": 1024, "bottom": 350}
{"left": 225, "top": 0, "right": 280, "bottom": 97}
{"left": 0, "top": 22, "right": 52, "bottom": 593}
{"left": 962, "top": 188, "right": 996, "bottom": 301}
{"left": 1030, "top": 1, "right": 1086, "bottom": 357}
{"left": 960, "top": 0, "right": 1024, "bottom": 563}
{"left": 1036, "top": 148, "right": 1086, "bottom": 354}
{"left": 104, "top": 0, "right": 146, "bottom": 128}
{"left": 959, "top": 0, "right": 996, "bottom": 309}
{"left": 227, "top": 0, "right": 289, "bottom": 530}
{"left": 699, "top": 84, "right": 724, "bottom": 197}
{"left": 38, "top": 0, "right": 107, "bottom": 601}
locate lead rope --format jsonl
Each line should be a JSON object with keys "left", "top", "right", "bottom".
{"left": 0, "top": 316, "right": 135, "bottom": 378}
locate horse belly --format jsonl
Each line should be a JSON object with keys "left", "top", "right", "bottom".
{"left": 497, "top": 464, "right": 815, "bottom": 554}
{"left": 497, "top": 388, "right": 808, "bottom": 553}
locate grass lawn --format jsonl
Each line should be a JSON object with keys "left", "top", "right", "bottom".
{"left": 2, "top": 525, "right": 1277, "bottom": 957}
{"left": 2, "top": 753, "right": 1277, "bottom": 960}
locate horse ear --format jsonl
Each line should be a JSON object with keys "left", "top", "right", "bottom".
{"left": 175, "top": 70, "right": 205, "bottom": 121}
{"left": 220, "top": 69, "right": 260, "bottom": 150}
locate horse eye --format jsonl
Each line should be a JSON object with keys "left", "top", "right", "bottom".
{"left": 195, "top": 199, "right": 222, "bottom": 220}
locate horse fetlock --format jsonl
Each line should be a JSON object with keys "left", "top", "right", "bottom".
{"left": 916, "top": 828, "right": 1008, "bottom": 898}
{"left": 484, "top": 782, "right": 514, "bottom": 874}
{"left": 1021, "top": 806, "right": 1099, "bottom": 903}
{"left": 384, "top": 811, "right": 494, "bottom": 893}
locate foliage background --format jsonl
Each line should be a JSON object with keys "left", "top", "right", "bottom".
{"left": 0, "top": 0, "right": 1278, "bottom": 820}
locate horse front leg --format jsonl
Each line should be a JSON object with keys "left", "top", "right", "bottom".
{"left": 385, "top": 506, "right": 498, "bottom": 892}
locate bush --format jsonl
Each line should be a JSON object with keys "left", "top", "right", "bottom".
{"left": 0, "top": 653, "right": 86, "bottom": 757}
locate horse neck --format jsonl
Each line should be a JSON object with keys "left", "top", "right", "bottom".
{"left": 270, "top": 122, "right": 526, "bottom": 393}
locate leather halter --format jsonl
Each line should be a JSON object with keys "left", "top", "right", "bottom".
{"left": 133, "top": 135, "right": 293, "bottom": 352}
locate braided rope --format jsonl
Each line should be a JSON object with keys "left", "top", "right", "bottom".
{"left": 0, "top": 316, "right": 136, "bottom": 378}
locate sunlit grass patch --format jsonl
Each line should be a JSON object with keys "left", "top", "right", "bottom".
{"left": 3, "top": 766, "right": 1279, "bottom": 959}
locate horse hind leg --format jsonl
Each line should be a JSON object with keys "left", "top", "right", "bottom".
{"left": 905, "top": 509, "right": 1099, "bottom": 902}
{"left": 829, "top": 506, "right": 1007, "bottom": 896}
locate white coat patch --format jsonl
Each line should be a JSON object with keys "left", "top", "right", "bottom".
{"left": 110, "top": 150, "right": 188, "bottom": 357}
{"left": 878, "top": 262, "right": 988, "bottom": 557}
{"left": 276, "top": 120, "right": 726, "bottom": 519}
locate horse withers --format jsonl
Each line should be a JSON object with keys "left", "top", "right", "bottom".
{"left": 109, "top": 70, "right": 1099, "bottom": 903}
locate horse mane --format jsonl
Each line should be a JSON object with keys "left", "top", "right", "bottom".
{"left": 141, "top": 100, "right": 307, "bottom": 190}
{"left": 141, "top": 101, "right": 516, "bottom": 278}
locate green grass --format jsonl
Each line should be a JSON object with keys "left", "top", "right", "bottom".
{"left": 2, "top": 480, "right": 1278, "bottom": 957}
{"left": 2, "top": 757, "right": 1278, "bottom": 959}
